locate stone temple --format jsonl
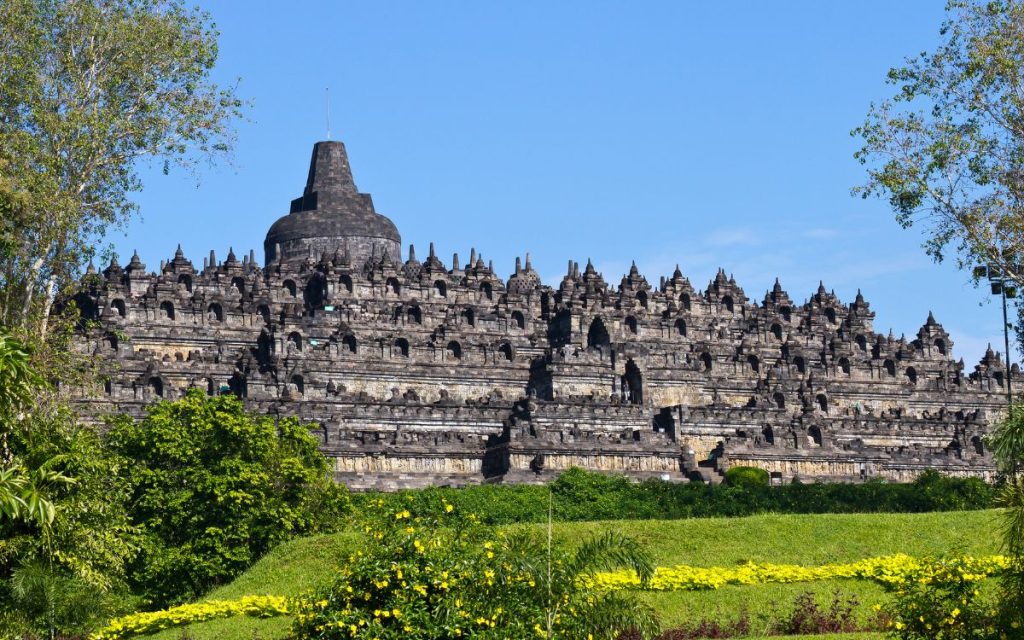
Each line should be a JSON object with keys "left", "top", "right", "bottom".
{"left": 69, "top": 139, "right": 1013, "bottom": 489}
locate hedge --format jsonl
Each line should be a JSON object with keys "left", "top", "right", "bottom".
{"left": 351, "top": 468, "right": 995, "bottom": 525}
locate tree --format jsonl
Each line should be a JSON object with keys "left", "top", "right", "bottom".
{"left": 0, "top": 327, "right": 140, "bottom": 638}
{"left": 0, "top": 405, "right": 140, "bottom": 639}
{"left": 0, "top": 330, "right": 64, "bottom": 533}
{"left": 0, "top": 0, "right": 244, "bottom": 339}
{"left": 106, "top": 390, "right": 350, "bottom": 607}
{"left": 854, "top": 1, "right": 1024, "bottom": 318}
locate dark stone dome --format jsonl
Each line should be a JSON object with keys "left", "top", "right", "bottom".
{"left": 264, "top": 141, "right": 401, "bottom": 266}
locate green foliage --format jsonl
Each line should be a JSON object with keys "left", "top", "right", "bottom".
{"left": 352, "top": 468, "right": 994, "bottom": 526}
{"left": 0, "top": 330, "right": 70, "bottom": 534}
{"left": 883, "top": 556, "right": 1001, "bottom": 640}
{"left": 723, "top": 466, "right": 770, "bottom": 489}
{"left": 988, "top": 403, "right": 1024, "bottom": 634}
{"left": 0, "top": 466, "right": 27, "bottom": 522}
{"left": 884, "top": 402, "right": 1024, "bottom": 640}
{"left": 0, "top": 398, "right": 140, "bottom": 638}
{"left": 94, "top": 595, "right": 291, "bottom": 640}
{"left": 994, "top": 478, "right": 1024, "bottom": 635}
{"left": 18, "top": 406, "right": 140, "bottom": 585}
{"left": 854, "top": 0, "right": 1024, "bottom": 341}
{"left": 1, "top": 558, "right": 133, "bottom": 640}
{"left": 0, "top": 0, "right": 244, "bottom": 336}
{"left": 0, "top": 331, "right": 42, "bottom": 426}
{"left": 290, "top": 499, "right": 659, "bottom": 640}
{"left": 989, "top": 403, "right": 1024, "bottom": 476}
{"left": 107, "top": 389, "right": 350, "bottom": 607}
{"left": 138, "top": 510, "right": 1001, "bottom": 640}
{"left": 0, "top": 459, "right": 74, "bottom": 531}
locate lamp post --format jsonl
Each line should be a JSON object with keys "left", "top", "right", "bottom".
{"left": 973, "top": 264, "right": 1018, "bottom": 407}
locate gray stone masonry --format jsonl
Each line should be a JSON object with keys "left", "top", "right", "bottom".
{"left": 67, "top": 140, "right": 1011, "bottom": 489}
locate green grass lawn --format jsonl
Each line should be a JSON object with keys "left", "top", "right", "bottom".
{"left": 146, "top": 509, "right": 1003, "bottom": 640}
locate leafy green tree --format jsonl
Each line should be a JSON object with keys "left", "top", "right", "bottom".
{"left": 0, "top": 327, "right": 140, "bottom": 638}
{"left": 0, "top": 408, "right": 141, "bottom": 639}
{"left": 0, "top": 331, "right": 71, "bottom": 538}
{"left": 0, "top": 332, "right": 41, "bottom": 424}
{"left": 107, "top": 389, "right": 350, "bottom": 607}
{"left": 0, "top": 0, "right": 244, "bottom": 338}
{"left": 854, "top": 0, "right": 1024, "bottom": 326}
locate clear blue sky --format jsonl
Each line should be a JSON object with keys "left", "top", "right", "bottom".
{"left": 116, "top": 1, "right": 1013, "bottom": 368}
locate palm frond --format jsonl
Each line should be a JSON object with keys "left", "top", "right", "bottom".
{"left": 498, "top": 529, "right": 548, "bottom": 578}
{"left": 580, "top": 590, "right": 660, "bottom": 640}
{"left": 987, "top": 403, "right": 1024, "bottom": 474}
{"left": 567, "top": 531, "right": 655, "bottom": 584}
{"left": 997, "top": 477, "right": 1024, "bottom": 557}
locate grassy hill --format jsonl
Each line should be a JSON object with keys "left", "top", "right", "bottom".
{"left": 147, "top": 509, "right": 1003, "bottom": 640}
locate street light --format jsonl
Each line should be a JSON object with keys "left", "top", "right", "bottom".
{"left": 973, "top": 263, "right": 1018, "bottom": 407}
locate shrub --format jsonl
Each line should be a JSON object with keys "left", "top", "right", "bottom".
{"left": 883, "top": 555, "right": 1000, "bottom": 640}
{"left": 352, "top": 468, "right": 994, "bottom": 526}
{"left": 723, "top": 466, "right": 769, "bottom": 489}
{"left": 0, "top": 330, "right": 140, "bottom": 638}
{"left": 590, "top": 554, "right": 1007, "bottom": 592}
{"left": 620, "top": 590, "right": 875, "bottom": 639}
{"left": 774, "top": 590, "right": 859, "bottom": 635}
{"left": 1, "top": 559, "right": 135, "bottom": 640}
{"left": 290, "top": 500, "right": 660, "bottom": 640}
{"left": 106, "top": 389, "right": 350, "bottom": 607}
{"left": 92, "top": 595, "right": 290, "bottom": 640}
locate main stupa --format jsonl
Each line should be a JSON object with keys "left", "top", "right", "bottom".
{"left": 264, "top": 141, "right": 401, "bottom": 266}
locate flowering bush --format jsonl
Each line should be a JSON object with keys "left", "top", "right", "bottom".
{"left": 90, "top": 595, "right": 290, "bottom": 640}
{"left": 882, "top": 556, "right": 1005, "bottom": 640}
{"left": 88, "top": 551, "right": 1009, "bottom": 639}
{"left": 590, "top": 554, "right": 1007, "bottom": 592}
{"left": 288, "top": 498, "right": 659, "bottom": 639}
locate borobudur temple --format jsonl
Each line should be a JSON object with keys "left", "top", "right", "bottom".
{"left": 68, "top": 139, "right": 1014, "bottom": 489}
